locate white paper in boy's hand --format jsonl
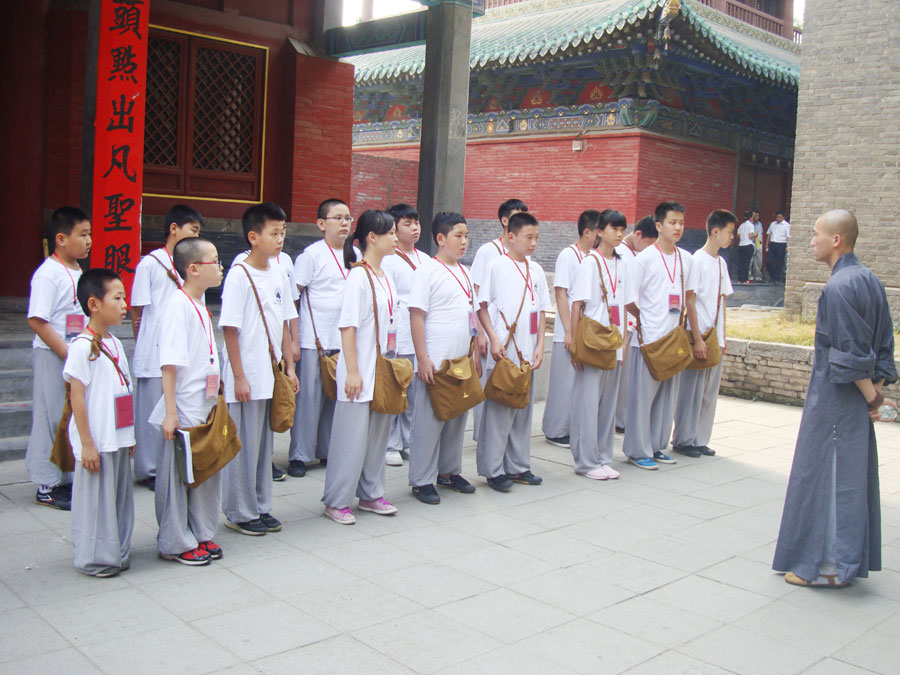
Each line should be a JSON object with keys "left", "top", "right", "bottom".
{"left": 175, "top": 429, "right": 195, "bottom": 483}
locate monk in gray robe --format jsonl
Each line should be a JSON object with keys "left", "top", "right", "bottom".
{"left": 773, "top": 210, "right": 898, "bottom": 587}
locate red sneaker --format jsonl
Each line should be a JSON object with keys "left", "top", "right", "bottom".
{"left": 198, "top": 540, "right": 223, "bottom": 560}
{"left": 160, "top": 547, "right": 211, "bottom": 566}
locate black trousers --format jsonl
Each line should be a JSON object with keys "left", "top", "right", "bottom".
{"left": 768, "top": 242, "right": 787, "bottom": 283}
{"left": 737, "top": 245, "right": 753, "bottom": 282}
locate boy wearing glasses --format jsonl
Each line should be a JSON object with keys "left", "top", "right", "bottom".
{"left": 288, "top": 199, "right": 360, "bottom": 477}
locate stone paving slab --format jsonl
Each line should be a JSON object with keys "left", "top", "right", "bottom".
{"left": 0, "top": 396, "right": 898, "bottom": 673}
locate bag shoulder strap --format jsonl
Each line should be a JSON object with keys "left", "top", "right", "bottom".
{"left": 303, "top": 290, "right": 327, "bottom": 356}
{"left": 496, "top": 259, "right": 531, "bottom": 361}
{"left": 149, "top": 250, "right": 182, "bottom": 289}
{"left": 394, "top": 248, "right": 417, "bottom": 270}
{"left": 236, "top": 264, "right": 277, "bottom": 366}
{"left": 490, "top": 239, "right": 502, "bottom": 255}
{"left": 357, "top": 262, "right": 384, "bottom": 354}
{"left": 75, "top": 334, "right": 131, "bottom": 388}
{"left": 592, "top": 253, "right": 616, "bottom": 327}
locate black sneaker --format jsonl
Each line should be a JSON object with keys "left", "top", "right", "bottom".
{"left": 508, "top": 471, "right": 543, "bottom": 485}
{"left": 225, "top": 519, "right": 267, "bottom": 536}
{"left": 412, "top": 484, "right": 441, "bottom": 505}
{"left": 672, "top": 445, "right": 701, "bottom": 458}
{"left": 486, "top": 475, "right": 514, "bottom": 492}
{"left": 697, "top": 445, "right": 716, "bottom": 456}
{"left": 545, "top": 435, "right": 570, "bottom": 448}
{"left": 437, "top": 474, "right": 476, "bottom": 494}
{"left": 35, "top": 485, "right": 71, "bottom": 511}
{"left": 615, "top": 426, "right": 625, "bottom": 434}
{"left": 138, "top": 477, "right": 156, "bottom": 491}
{"left": 287, "top": 460, "right": 307, "bottom": 477}
{"left": 259, "top": 513, "right": 282, "bottom": 532}
{"left": 272, "top": 463, "right": 286, "bottom": 481}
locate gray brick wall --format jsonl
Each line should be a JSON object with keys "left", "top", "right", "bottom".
{"left": 786, "top": 0, "right": 900, "bottom": 318}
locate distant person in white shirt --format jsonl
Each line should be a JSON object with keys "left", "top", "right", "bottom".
{"left": 767, "top": 211, "right": 791, "bottom": 283}
{"left": 736, "top": 212, "right": 755, "bottom": 283}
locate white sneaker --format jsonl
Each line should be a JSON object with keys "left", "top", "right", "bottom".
{"left": 386, "top": 450, "right": 403, "bottom": 466}
{"left": 600, "top": 464, "right": 621, "bottom": 480}
{"left": 584, "top": 468, "right": 609, "bottom": 481}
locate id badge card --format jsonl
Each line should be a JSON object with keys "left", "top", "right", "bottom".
{"left": 205, "top": 371, "right": 219, "bottom": 404}
{"left": 65, "top": 313, "right": 84, "bottom": 339}
{"left": 529, "top": 311, "right": 539, "bottom": 335}
{"left": 114, "top": 393, "right": 134, "bottom": 429}
{"left": 468, "top": 310, "right": 479, "bottom": 337}
{"left": 386, "top": 329, "right": 397, "bottom": 356}
{"left": 609, "top": 305, "right": 621, "bottom": 327}
{"left": 668, "top": 294, "right": 681, "bottom": 314}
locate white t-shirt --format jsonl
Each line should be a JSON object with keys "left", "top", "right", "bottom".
{"left": 552, "top": 244, "right": 589, "bottom": 343}
{"left": 615, "top": 242, "right": 638, "bottom": 332}
{"left": 737, "top": 221, "right": 755, "bottom": 247}
{"left": 478, "top": 255, "right": 552, "bottom": 367}
{"left": 409, "top": 257, "right": 475, "bottom": 366}
{"left": 769, "top": 220, "right": 791, "bottom": 243}
{"left": 382, "top": 247, "right": 431, "bottom": 356}
{"left": 219, "top": 262, "right": 297, "bottom": 404}
{"left": 28, "top": 256, "right": 87, "bottom": 349}
{"left": 626, "top": 244, "right": 695, "bottom": 347}
{"left": 336, "top": 265, "right": 393, "bottom": 403}
{"left": 63, "top": 334, "right": 135, "bottom": 460}
{"left": 131, "top": 248, "right": 184, "bottom": 378}
{"left": 571, "top": 250, "right": 628, "bottom": 361}
{"left": 687, "top": 249, "right": 733, "bottom": 348}
{"left": 470, "top": 237, "right": 507, "bottom": 289}
{"left": 293, "top": 240, "right": 360, "bottom": 351}
{"left": 149, "top": 291, "right": 221, "bottom": 428}
{"left": 233, "top": 250, "right": 299, "bottom": 302}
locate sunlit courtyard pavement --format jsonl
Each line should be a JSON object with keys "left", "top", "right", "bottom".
{"left": 1, "top": 396, "right": 899, "bottom": 674}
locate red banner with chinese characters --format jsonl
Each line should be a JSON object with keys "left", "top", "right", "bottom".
{"left": 89, "top": 0, "right": 150, "bottom": 298}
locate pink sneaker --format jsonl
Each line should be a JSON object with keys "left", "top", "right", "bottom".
{"left": 601, "top": 464, "right": 621, "bottom": 480}
{"left": 584, "top": 467, "right": 609, "bottom": 481}
{"left": 324, "top": 506, "right": 356, "bottom": 525}
{"left": 358, "top": 497, "right": 398, "bottom": 516}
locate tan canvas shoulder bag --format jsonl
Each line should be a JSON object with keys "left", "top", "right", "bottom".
{"left": 570, "top": 254, "right": 624, "bottom": 371}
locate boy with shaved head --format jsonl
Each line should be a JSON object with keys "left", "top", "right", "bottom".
{"left": 774, "top": 209, "right": 898, "bottom": 588}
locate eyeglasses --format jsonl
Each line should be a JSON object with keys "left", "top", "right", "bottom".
{"left": 194, "top": 261, "right": 223, "bottom": 268}
{"left": 325, "top": 215, "right": 354, "bottom": 224}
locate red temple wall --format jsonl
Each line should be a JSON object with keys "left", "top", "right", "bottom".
{"left": 350, "top": 153, "right": 419, "bottom": 217}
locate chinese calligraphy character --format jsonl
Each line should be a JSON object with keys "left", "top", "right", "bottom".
{"left": 109, "top": 0, "right": 144, "bottom": 40}
{"left": 102, "top": 145, "right": 137, "bottom": 182}
{"left": 108, "top": 45, "right": 138, "bottom": 83}
{"left": 107, "top": 95, "right": 135, "bottom": 132}
{"left": 103, "top": 193, "right": 135, "bottom": 231}
{"left": 105, "top": 243, "right": 135, "bottom": 275}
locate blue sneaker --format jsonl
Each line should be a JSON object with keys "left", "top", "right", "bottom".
{"left": 653, "top": 451, "right": 677, "bottom": 465}
{"left": 629, "top": 457, "right": 659, "bottom": 470}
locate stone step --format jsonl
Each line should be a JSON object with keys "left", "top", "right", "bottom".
{"left": 0, "top": 369, "right": 32, "bottom": 403}
{"left": 0, "top": 401, "right": 33, "bottom": 438}
{"left": 0, "top": 435, "right": 28, "bottom": 461}
{"left": 0, "top": 341, "right": 33, "bottom": 371}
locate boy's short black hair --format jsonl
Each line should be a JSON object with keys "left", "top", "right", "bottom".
{"left": 577, "top": 210, "right": 601, "bottom": 236}
{"left": 507, "top": 212, "right": 538, "bottom": 234}
{"left": 387, "top": 203, "right": 418, "bottom": 223}
{"left": 654, "top": 201, "right": 686, "bottom": 224}
{"left": 317, "top": 198, "right": 348, "bottom": 220}
{"left": 431, "top": 211, "right": 467, "bottom": 243}
{"left": 633, "top": 215, "right": 658, "bottom": 239}
{"left": 498, "top": 198, "right": 528, "bottom": 222}
{"left": 707, "top": 209, "right": 737, "bottom": 234}
{"left": 173, "top": 236, "right": 213, "bottom": 280}
{"left": 77, "top": 268, "right": 121, "bottom": 316}
{"left": 776, "top": 210, "right": 786, "bottom": 217}
{"left": 164, "top": 204, "right": 205, "bottom": 238}
{"left": 46, "top": 206, "right": 90, "bottom": 253}
{"left": 242, "top": 202, "right": 286, "bottom": 245}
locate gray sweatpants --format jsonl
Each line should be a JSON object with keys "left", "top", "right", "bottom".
{"left": 407, "top": 380, "right": 467, "bottom": 487}
{"left": 570, "top": 363, "right": 621, "bottom": 473}
{"left": 222, "top": 399, "right": 273, "bottom": 524}
{"left": 471, "top": 353, "right": 491, "bottom": 442}
{"left": 542, "top": 342, "right": 574, "bottom": 439}
{"left": 155, "top": 438, "right": 221, "bottom": 556}
{"left": 322, "top": 401, "right": 392, "bottom": 509}
{"left": 26, "top": 348, "right": 70, "bottom": 487}
{"left": 388, "top": 353, "right": 416, "bottom": 452}
{"left": 134, "top": 377, "right": 163, "bottom": 481}
{"left": 289, "top": 349, "right": 335, "bottom": 463}
{"left": 71, "top": 447, "right": 134, "bottom": 576}
{"left": 615, "top": 330, "right": 633, "bottom": 429}
{"left": 476, "top": 374, "right": 534, "bottom": 479}
{"left": 672, "top": 362, "right": 723, "bottom": 448}
{"left": 622, "top": 346, "right": 680, "bottom": 460}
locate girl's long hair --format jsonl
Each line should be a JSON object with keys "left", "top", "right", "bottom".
{"left": 345, "top": 209, "right": 394, "bottom": 268}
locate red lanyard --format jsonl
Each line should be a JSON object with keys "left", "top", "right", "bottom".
{"left": 570, "top": 244, "right": 584, "bottom": 263}
{"left": 365, "top": 262, "right": 394, "bottom": 320}
{"left": 52, "top": 253, "right": 78, "bottom": 307}
{"left": 181, "top": 290, "right": 215, "bottom": 365}
{"left": 600, "top": 254, "right": 617, "bottom": 296}
{"left": 327, "top": 245, "right": 348, "bottom": 280}
{"left": 655, "top": 244, "right": 677, "bottom": 285}
{"left": 159, "top": 248, "right": 182, "bottom": 289}
{"left": 496, "top": 238, "right": 506, "bottom": 255}
{"left": 87, "top": 327, "right": 125, "bottom": 386}
{"left": 506, "top": 254, "right": 533, "bottom": 302}
{"left": 437, "top": 259, "right": 473, "bottom": 306}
